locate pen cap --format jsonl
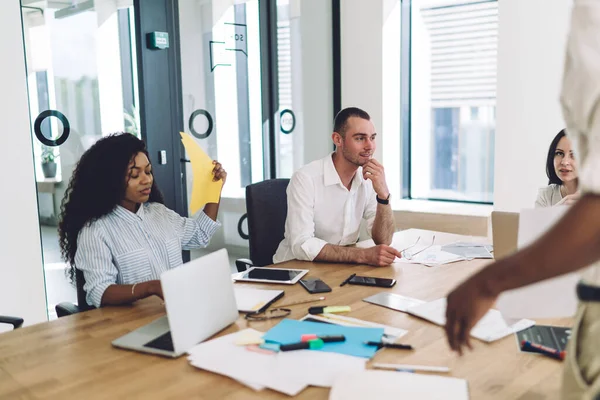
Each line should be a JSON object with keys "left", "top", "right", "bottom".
{"left": 308, "top": 306, "right": 327, "bottom": 314}
{"left": 308, "top": 338, "right": 324, "bottom": 349}
{"left": 301, "top": 334, "right": 318, "bottom": 342}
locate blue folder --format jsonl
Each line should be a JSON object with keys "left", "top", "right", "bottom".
{"left": 262, "top": 319, "right": 384, "bottom": 358}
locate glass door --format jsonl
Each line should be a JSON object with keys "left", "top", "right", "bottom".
{"left": 20, "top": 0, "right": 140, "bottom": 319}
{"left": 179, "top": 0, "right": 265, "bottom": 200}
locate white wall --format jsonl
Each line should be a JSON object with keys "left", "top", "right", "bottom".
{"left": 0, "top": 0, "right": 48, "bottom": 325}
{"left": 340, "top": 0, "right": 402, "bottom": 199}
{"left": 340, "top": 0, "right": 384, "bottom": 162}
{"left": 298, "top": 0, "right": 333, "bottom": 165}
{"left": 494, "top": 0, "right": 572, "bottom": 211}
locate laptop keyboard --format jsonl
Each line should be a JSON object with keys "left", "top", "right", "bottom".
{"left": 143, "top": 331, "right": 174, "bottom": 352}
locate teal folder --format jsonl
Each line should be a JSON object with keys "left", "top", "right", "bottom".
{"left": 263, "top": 319, "right": 384, "bottom": 358}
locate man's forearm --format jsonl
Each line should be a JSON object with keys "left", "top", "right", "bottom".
{"left": 480, "top": 194, "right": 600, "bottom": 296}
{"left": 371, "top": 203, "right": 395, "bottom": 245}
{"left": 314, "top": 244, "right": 366, "bottom": 264}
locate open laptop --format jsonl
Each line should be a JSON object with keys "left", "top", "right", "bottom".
{"left": 112, "top": 248, "right": 238, "bottom": 357}
{"left": 491, "top": 211, "right": 519, "bottom": 260}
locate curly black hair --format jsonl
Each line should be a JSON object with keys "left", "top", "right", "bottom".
{"left": 59, "top": 133, "right": 164, "bottom": 284}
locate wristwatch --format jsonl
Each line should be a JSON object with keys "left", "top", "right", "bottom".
{"left": 376, "top": 193, "right": 390, "bottom": 205}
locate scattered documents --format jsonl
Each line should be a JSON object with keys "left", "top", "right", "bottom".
{"left": 400, "top": 245, "right": 466, "bottom": 267}
{"left": 300, "top": 313, "right": 408, "bottom": 343}
{"left": 276, "top": 350, "right": 366, "bottom": 387}
{"left": 496, "top": 207, "right": 580, "bottom": 319}
{"left": 329, "top": 370, "right": 469, "bottom": 400}
{"left": 233, "top": 287, "right": 284, "bottom": 313}
{"left": 363, "top": 292, "right": 425, "bottom": 313}
{"left": 263, "top": 319, "right": 384, "bottom": 358}
{"left": 188, "top": 329, "right": 306, "bottom": 395}
{"left": 406, "top": 298, "right": 534, "bottom": 342}
{"left": 188, "top": 329, "right": 366, "bottom": 393}
{"left": 441, "top": 242, "right": 493, "bottom": 259}
{"left": 180, "top": 132, "right": 224, "bottom": 214}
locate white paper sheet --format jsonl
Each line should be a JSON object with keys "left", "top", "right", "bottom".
{"left": 363, "top": 292, "right": 426, "bottom": 312}
{"left": 395, "top": 245, "right": 466, "bottom": 266}
{"left": 406, "top": 298, "right": 534, "bottom": 342}
{"left": 496, "top": 207, "right": 581, "bottom": 319}
{"left": 187, "top": 329, "right": 307, "bottom": 396}
{"left": 233, "top": 287, "right": 283, "bottom": 313}
{"left": 276, "top": 350, "right": 366, "bottom": 387}
{"left": 300, "top": 313, "right": 408, "bottom": 343}
{"left": 329, "top": 370, "right": 469, "bottom": 400}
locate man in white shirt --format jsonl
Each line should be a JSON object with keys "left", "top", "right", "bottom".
{"left": 273, "top": 107, "right": 400, "bottom": 267}
{"left": 444, "top": 1, "right": 600, "bottom": 398}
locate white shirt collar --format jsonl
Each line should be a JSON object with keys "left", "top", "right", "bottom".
{"left": 323, "top": 152, "right": 364, "bottom": 189}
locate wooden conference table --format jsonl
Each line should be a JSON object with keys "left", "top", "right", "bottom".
{"left": 0, "top": 229, "right": 571, "bottom": 399}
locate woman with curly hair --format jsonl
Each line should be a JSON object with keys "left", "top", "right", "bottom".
{"left": 58, "top": 133, "right": 226, "bottom": 308}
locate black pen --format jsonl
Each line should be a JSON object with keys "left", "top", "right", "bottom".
{"left": 340, "top": 273, "right": 356, "bottom": 287}
{"left": 365, "top": 341, "right": 414, "bottom": 350}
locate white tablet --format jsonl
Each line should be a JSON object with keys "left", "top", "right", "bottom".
{"left": 234, "top": 267, "right": 308, "bottom": 285}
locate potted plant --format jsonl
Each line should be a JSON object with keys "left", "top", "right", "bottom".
{"left": 41, "top": 146, "right": 57, "bottom": 179}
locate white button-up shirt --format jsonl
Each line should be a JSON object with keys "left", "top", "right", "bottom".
{"left": 561, "top": 0, "right": 600, "bottom": 285}
{"left": 273, "top": 153, "right": 377, "bottom": 263}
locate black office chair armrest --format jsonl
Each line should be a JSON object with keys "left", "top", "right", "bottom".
{"left": 55, "top": 302, "right": 83, "bottom": 318}
{"left": 0, "top": 316, "right": 24, "bottom": 329}
{"left": 235, "top": 258, "right": 255, "bottom": 272}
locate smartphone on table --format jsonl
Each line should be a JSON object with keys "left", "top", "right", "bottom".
{"left": 348, "top": 275, "right": 396, "bottom": 288}
{"left": 299, "top": 277, "right": 332, "bottom": 294}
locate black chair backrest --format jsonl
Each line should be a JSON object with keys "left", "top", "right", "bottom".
{"left": 75, "top": 269, "right": 94, "bottom": 311}
{"left": 245, "top": 179, "right": 290, "bottom": 266}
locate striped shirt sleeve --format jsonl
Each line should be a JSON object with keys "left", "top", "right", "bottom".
{"left": 161, "top": 205, "right": 220, "bottom": 250}
{"left": 75, "top": 224, "right": 118, "bottom": 308}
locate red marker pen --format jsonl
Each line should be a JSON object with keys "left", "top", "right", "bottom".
{"left": 521, "top": 340, "right": 566, "bottom": 361}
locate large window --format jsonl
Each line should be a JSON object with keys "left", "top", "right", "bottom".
{"left": 405, "top": 0, "right": 497, "bottom": 203}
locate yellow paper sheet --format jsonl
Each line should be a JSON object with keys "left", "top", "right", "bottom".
{"left": 180, "top": 132, "right": 224, "bottom": 214}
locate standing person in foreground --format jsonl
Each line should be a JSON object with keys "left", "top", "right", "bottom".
{"left": 444, "top": 2, "right": 600, "bottom": 398}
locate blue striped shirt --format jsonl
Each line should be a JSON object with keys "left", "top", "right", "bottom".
{"left": 74, "top": 202, "right": 220, "bottom": 307}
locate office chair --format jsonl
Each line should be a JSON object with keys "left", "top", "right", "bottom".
{"left": 55, "top": 269, "right": 94, "bottom": 317}
{"left": 235, "top": 179, "right": 290, "bottom": 272}
{"left": 0, "top": 315, "right": 23, "bottom": 330}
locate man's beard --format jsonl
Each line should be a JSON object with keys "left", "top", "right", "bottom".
{"left": 342, "top": 146, "right": 369, "bottom": 167}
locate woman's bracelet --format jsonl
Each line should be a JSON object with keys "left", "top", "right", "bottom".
{"left": 131, "top": 283, "right": 138, "bottom": 300}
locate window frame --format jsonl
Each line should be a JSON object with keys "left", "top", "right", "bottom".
{"left": 400, "top": 0, "right": 496, "bottom": 205}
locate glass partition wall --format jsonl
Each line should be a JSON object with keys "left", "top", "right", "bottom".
{"left": 21, "top": 1, "right": 139, "bottom": 318}
{"left": 22, "top": 0, "right": 325, "bottom": 318}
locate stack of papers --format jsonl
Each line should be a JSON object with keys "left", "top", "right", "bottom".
{"left": 406, "top": 298, "right": 535, "bottom": 342}
{"left": 329, "top": 370, "right": 469, "bottom": 400}
{"left": 263, "top": 319, "right": 384, "bottom": 358}
{"left": 187, "top": 329, "right": 367, "bottom": 395}
{"left": 441, "top": 242, "right": 493, "bottom": 260}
